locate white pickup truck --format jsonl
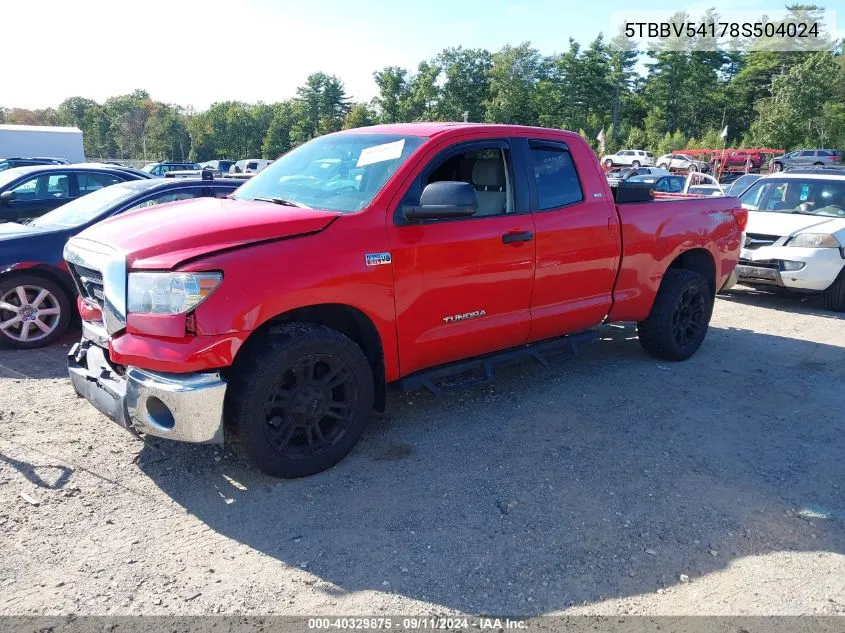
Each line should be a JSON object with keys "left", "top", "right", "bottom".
{"left": 729, "top": 170, "right": 845, "bottom": 311}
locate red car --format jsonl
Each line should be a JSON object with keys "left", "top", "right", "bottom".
{"left": 64, "top": 123, "right": 745, "bottom": 477}
{"left": 722, "top": 151, "right": 763, "bottom": 169}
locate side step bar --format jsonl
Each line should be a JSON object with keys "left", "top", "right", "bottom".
{"left": 396, "top": 330, "right": 598, "bottom": 396}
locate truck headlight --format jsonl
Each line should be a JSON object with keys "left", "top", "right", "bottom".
{"left": 788, "top": 233, "right": 841, "bottom": 248}
{"left": 127, "top": 272, "right": 221, "bottom": 315}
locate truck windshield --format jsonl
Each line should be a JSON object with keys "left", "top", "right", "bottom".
{"left": 233, "top": 133, "right": 426, "bottom": 212}
{"left": 740, "top": 178, "right": 845, "bottom": 217}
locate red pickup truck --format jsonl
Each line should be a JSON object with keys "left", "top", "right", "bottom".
{"left": 64, "top": 123, "right": 745, "bottom": 478}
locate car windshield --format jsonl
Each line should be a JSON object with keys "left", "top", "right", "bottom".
{"left": 232, "top": 133, "right": 426, "bottom": 212}
{"left": 739, "top": 178, "right": 845, "bottom": 217}
{"left": 29, "top": 182, "right": 144, "bottom": 228}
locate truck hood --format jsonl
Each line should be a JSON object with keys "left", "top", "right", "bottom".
{"left": 74, "top": 197, "right": 343, "bottom": 269}
{"left": 746, "top": 210, "right": 845, "bottom": 238}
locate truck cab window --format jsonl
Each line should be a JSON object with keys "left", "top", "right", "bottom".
{"left": 529, "top": 147, "right": 583, "bottom": 210}
{"left": 424, "top": 148, "right": 511, "bottom": 216}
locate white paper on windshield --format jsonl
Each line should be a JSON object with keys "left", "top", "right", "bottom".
{"left": 356, "top": 139, "right": 405, "bottom": 167}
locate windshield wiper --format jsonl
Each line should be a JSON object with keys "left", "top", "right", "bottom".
{"left": 252, "top": 196, "right": 306, "bottom": 208}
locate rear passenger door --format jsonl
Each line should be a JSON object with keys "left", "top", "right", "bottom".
{"left": 520, "top": 138, "right": 622, "bottom": 341}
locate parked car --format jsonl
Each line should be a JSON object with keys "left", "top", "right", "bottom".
{"left": 229, "top": 159, "right": 273, "bottom": 174}
{"left": 200, "top": 160, "right": 236, "bottom": 176}
{"left": 65, "top": 122, "right": 744, "bottom": 478}
{"left": 722, "top": 151, "right": 764, "bottom": 169}
{"left": 0, "top": 177, "right": 241, "bottom": 348}
{"left": 141, "top": 161, "right": 203, "bottom": 177}
{"left": 728, "top": 172, "right": 845, "bottom": 310}
{"left": 724, "top": 174, "right": 762, "bottom": 197}
{"left": 600, "top": 149, "right": 654, "bottom": 168}
{"left": 771, "top": 149, "right": 841, "bottom": 172}
{"left": 627, "top": 174, "right": 687, "bottom": 193}
{"left": 0, "top": 157, "right": 70, "bottom": 172}
{"left": 0, "top": 165, "right": 147, "bottom": 223}
{"left": 606, "top": 166, "right": 670, "bottom": 186}
{"left": 655, "top": 153, "right": 709, "bottom": 172}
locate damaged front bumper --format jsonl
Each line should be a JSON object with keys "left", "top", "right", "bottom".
{"left": 68, "top": 339, "right": 227, "bottom": 444}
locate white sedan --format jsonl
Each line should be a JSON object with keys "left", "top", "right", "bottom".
{"left": 730, "top": 172, "right": 845, "bottom": 310}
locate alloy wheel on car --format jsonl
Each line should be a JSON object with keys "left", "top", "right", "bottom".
{"left": 0, "top": 285, "right": 62, "bottom": 343}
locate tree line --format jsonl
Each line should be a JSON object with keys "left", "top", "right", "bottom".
{"left": 2, "top": 6, "right": 842, "bottom": 163}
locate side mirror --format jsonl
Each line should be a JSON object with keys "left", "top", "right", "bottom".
{"left": 402, "top": 181, "right": 477, "bottom": 221}
{"left": 0, "top": 191, "right": 15, "bottom": 204}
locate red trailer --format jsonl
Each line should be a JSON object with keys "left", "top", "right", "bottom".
{"left": 675, "top": 148, "right": 784, "bottom": 179}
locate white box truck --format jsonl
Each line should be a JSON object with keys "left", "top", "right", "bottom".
{"left": 0, "top": 124, "right": 85, "bottom": 163}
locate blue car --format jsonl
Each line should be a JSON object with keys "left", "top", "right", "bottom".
{"left": 0, "top": 177, "right": 242, "bottom": 349}
{"left": 0, "top": 164, "right": 150, "bottom": 223}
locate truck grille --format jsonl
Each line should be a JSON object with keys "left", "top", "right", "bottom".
{"left": 744, "top": 234, "right": 780, "bottom": 250}
{"left": 71, "top": 264, "right": 105, "bottom": 308}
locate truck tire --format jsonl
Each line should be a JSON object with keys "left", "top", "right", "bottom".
{"left": 225, "top": 322, "right": 374, "bottom": 478}
{"left": 822, "top": 268, "right": 845, "bottom": 312}
{"left": 637, "top": 269, "right": 713, "bottom": 361}
{"left": 0, "top": 274, "right": 72, "bottom": 349}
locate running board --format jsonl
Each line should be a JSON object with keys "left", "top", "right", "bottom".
{"left": 396, "top": 330, "right": 598, "bottom": 396}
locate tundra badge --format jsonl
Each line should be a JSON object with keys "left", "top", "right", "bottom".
{"left": 365, "top": 252, "right": 392, "bottom": 266}
{"left": 443, "top": 310, "right": 487, "bottom": 324}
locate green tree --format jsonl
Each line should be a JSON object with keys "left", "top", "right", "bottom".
{"left": 343, "top": 103, "right": 375, "bottom": 129}
{"left": 435, "top": 47, "right": 492, "bottom": 122}
{"left": 372, "top": 66, "right": 409, "bottom": 123}
{"left": 485, "top": 42, "right": 542, "bottom": 125}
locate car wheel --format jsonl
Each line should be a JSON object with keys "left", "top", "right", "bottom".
{"left": 225, "top": 322, "right": 375, "bottom": 478}
{"left": 658, "top": 163, "right": 668, "bottom": 170}
{"left": 813, "top": 162, "right": 824, "bottom": 166}
{"left": 637, "top": 269, "right": 713, "bottom": 361}
{"left": 604, "top": 159, "right": 614, "bottom": 168}
{"left": 0, "top": 274, "right": 72, "bottom": 349}
{"left": 631, "top": 160, "right": 641, "bottom": 167}
{"left": 822, "top": 268, "right": 845, "bottom": 312}
{"left": 772, "top": 162, "right": 783, "bottom": 172}
{"left": 688, "top": 164, "right": 698, "bottom": 172}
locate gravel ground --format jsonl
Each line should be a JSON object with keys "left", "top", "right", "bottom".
{"left": 0, "top": 287, "right": 843, "bottom": 616}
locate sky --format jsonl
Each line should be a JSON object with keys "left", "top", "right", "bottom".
{"left": 3, "top": 0, "right": 841, "bottom": 111}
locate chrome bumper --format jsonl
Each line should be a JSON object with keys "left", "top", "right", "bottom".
{"left": 68, "top": 339, "right": 226, "bottom": 444}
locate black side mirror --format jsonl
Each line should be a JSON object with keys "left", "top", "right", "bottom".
{"left": 402, "top": 181, "right": 477, "bottom": 221}
{"left": 0, "top": 191, "right": 15, "bottom": 204}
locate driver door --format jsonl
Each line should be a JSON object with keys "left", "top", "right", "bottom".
{"left": 388, "top": 138, "right": 536, "bottom": 376}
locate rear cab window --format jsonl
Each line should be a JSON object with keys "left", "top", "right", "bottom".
{"left": 528, "top": 140, "right": 583, "bottom": 210}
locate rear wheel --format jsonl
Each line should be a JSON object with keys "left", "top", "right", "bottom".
{"left": 225, "top": 322, "right": 374, "bottom": 478}
{"left": 813, "top": 162, "right": 824, "bottom": 166}
{"left": 772, "top": 162, "right": 783, "bottom": 172}
{"left": 638, "top": 269, "right": 713, "bottom": 361}
{"left": 688, "top": 163, "right": 698, "bottom": 172}
{"left": 0, "top": 274, "right": 71, "bottom": 349}
{"left": 658, "top": 163, "right": 668, "bottom": 170}
{"left": 604, "top": 159, "right": 614, "bottom": 168}
{"left": 631, "top": 160, "right": 641, "bottom": 167}
{"left": 822, "top": 268, "right": 845, "bottom": 312}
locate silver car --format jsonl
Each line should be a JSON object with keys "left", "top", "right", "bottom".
{"left": 655, "top": 153, "right": 709, "bottom": 172}
{"left": 771, "top": 149, "right": 841, "bottom": 171}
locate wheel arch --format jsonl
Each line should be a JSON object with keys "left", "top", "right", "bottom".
{"left": 667, "top": 248, "right": 716, "bottom": 296}
{"left": 232, "top": 303, "right": 387, "bottom": 412}
{"left": 0, "top": 264, "right": 76, "bottom": 303}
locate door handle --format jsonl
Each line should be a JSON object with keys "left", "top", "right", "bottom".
{"left": 502, "top": 231, "right": 534, "bottom": 244}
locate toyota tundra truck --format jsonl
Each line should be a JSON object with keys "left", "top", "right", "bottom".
{"left": 64, "top": 123, "right": 746, "bottom": 478}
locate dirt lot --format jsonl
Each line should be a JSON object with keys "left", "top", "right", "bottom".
{"left": 0, "top": 287, "right": 843, "bottom": 616}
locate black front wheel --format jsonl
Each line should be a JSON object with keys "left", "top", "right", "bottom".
{"left": 225, "top": 323, "right": 374, "bottom": 478}
{"left": 638, "top": 269, "right": 713, "bottom": 361}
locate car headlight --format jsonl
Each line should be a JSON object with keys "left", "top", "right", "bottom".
{"left": 127, "top": 272, "right": 221, "bottom": 315}
{"left": 788, "top": 233, "right": 841, "bottom": 248}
